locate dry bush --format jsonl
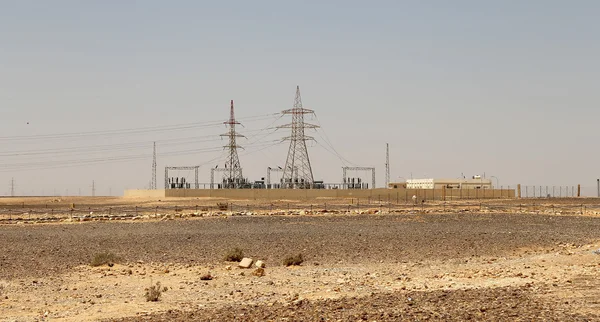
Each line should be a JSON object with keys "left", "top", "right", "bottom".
{"left": 90, "top": 252, "right": 120, "bottom": 267}
{"left": 283, "top": 253, "right": 304, "bottom": 266}
{"left": 252, "top": 268, "right": 265, "bottom": 277}
{"left": 224, "top": 248, "right": 244, "bottom": 262}
{"left": 145, "top": 282, "right": 165, "bottom": 302}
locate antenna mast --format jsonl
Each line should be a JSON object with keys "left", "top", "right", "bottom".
{"left": 280, "top": 86, "right": 319, "bottom": 189}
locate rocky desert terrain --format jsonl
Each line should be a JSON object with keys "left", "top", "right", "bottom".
{"left": 0, "top": 197, "right": 599, "bottom": 321}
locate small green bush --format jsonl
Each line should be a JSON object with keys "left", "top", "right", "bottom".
{"left": 283, "top": 253, "right": 304, "bottom": 266}
{"left": 90, "top": 252, "right": 120, "bottom": 267}
{"left": 224, "top": 248, "right": 244, "bottom": 262}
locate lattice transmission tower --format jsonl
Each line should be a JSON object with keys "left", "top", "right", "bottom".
{"left": 221, "top": 100, "right": 245, "bottom": 188}
{"left": 151, "top": 141, "right": 157, "bottom": 189}
{"left": 280, "top": 86, "right": 319, "bottom": 189}
{"left": 385, "top": 143, "right": 390, "bottom": 188}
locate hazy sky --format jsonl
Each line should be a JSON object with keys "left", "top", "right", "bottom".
{"left": 1, "top": 1, "right": 599, "bottom": 196}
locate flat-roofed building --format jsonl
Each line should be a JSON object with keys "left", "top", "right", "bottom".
{"left": 389, "top": 177, "right": 492, "bottom": 190}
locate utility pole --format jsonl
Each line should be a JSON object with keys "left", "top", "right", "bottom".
{"left": 597, "top": 179, "right": 599, "bottom": 198}
{"left": 385, "top": 143, "right": 390, "bottom": 188}
{"left": 151, "top": 142, "right": 157, "bottom": 189}
{"left": 280, "top": 86, "right": 319, "bottom": 188}
{"left": 92, "top": 180, "right": 96, "bottom": 197}
{"left": 10, "top": 178, "right": 15, "bottom": 197}
{"left": 220, "top": 100, "right": 245, "bottom": 188}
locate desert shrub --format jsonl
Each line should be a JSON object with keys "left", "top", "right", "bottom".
{"left": 223, "top": 248, "right": 244, "bottom": 262}
{"left": 252, "top": 268, "right": 265, "bottom": 277}
{"left": 90, "top": 252, "right": 120, "bottom": 267}
{"left": 145, "top": 282, "right": 164, "bottom": 302}
{"left": 283, "top": 253, "right": 304, "bottom": 266}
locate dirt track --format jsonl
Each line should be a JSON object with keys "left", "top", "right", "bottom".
{"left": 1, "top": 209, "right": 600, "bottom": 321}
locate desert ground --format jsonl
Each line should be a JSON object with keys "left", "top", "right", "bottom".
{"left": 0, "top": 196, "right": 600, "bottom": 321}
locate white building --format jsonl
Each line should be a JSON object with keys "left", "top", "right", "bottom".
{"left": 392, "top": 177, "right": 492, "bottom": 190}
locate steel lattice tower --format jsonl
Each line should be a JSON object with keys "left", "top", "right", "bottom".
{"left": 280, "top": 86, "right": 319, "bottom": 189}
{"left": 221, "top": 100, "right": 245, "bottom": 188}
{"left": 151, "top": 142, "right": 157, "bottom": 189}
{"left": 385, "top": 143, "right": 390, "bottom": 188}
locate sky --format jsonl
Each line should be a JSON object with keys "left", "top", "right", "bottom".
{"left": 0, "top": 1, "right": 599, "bottom": 196}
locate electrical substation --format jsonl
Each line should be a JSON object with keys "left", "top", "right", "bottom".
{"left": 161, "top": 86, "right": 375, "bottom": 192}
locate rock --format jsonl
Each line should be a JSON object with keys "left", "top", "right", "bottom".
{"left": 239, "top": 258, "right": 253, "bottom": 268}
{"left": 225, "top": 265, "right": 232, "bottom": 270}
{"left": 255, "top": 260, "right": 266, "bottom": 268}
{"left": 593, "top": 249, "right": 600, "bottom": 255}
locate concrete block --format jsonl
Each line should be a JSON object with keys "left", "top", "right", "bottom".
{"left": 255, "top": 260, "right": 265, "bottom": 268}
{"left": 239, "top": 258, "right": 253, "bottom": 268}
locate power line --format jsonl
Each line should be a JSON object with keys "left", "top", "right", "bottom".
{"left": 0, "top": 141, "right": 279, "bottom": 172}
{"left": 0, "top": 113, "right": 280, "bottom": 141}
